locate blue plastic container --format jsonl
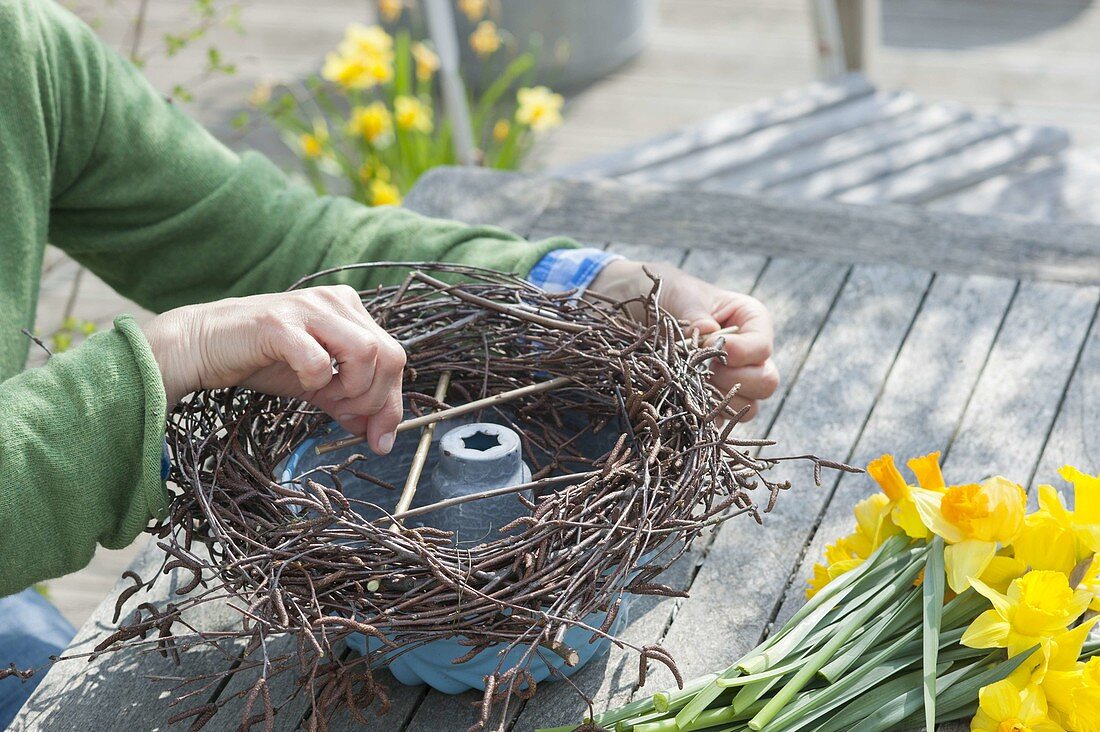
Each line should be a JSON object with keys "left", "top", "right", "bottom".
{"left": 279, "top": 412, "right": 630, "bottom": 693}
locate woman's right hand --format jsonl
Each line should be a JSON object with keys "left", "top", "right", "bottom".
{"left": 142, "top": 285, "right": 406, "bottom": 455}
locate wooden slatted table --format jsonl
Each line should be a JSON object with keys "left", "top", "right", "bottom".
{"left": 15, "top": 165, "right": 1100, "bottom": 731}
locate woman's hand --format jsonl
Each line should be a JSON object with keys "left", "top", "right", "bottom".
{"left": 142, "top": 285, "right": 406, "bottom": 454}
{"left": 590, "top": 259, "right": 779, "bottom": 420}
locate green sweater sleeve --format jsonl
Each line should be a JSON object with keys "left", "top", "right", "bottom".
{"left": 42, "top": 1, "right": 575, "bottom": 308}
{"left": 0, "top": 317, "right": 167, "bottom": 597}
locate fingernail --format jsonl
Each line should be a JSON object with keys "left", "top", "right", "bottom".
{"left": 378, "top": 432, "right": 395, "bottom": 455}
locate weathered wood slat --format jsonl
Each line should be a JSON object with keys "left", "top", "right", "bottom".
{"left": 705, "top": 102, "right": 970, "bottom": 194}
{"left": 764, "top": 116, "right": 1016, "bottom": 201}
{"left": 442, "top": 169, "right": 1100, "bottom": 286}
{"left": 1032, "top": 306, "right": 1100, "bottom": 497}
{"left": 835, "top": 125, "right": 1070, "bottom": 205}
{"left": 619, "top": 91, "right": 921, "bottom": 186}
{"left": 14, "top": 541, "right": 246, "bottom": 731}
{"left": 551, "top": 73, "right": 875, "bottom": 179}
{"left": 401, "top": 168, "right": 560, "bottom": 234}
{"left": 931, "top": 149, "right": 1100, "bottom": 225}
{"left": 943, "top": 279, "right": 1099, "bottom": 481}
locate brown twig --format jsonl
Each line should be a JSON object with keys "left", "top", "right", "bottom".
{"left": 390, "top": 371, "right": 451, "bottom": 529}
{"left": 316, "top": 375, "right": 574, "bottom": 455}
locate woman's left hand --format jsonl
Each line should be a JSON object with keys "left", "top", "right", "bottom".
{"left": 590, "top": 259, "right": 779, "bottom": 421}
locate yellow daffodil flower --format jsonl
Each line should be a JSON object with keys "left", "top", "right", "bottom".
{"left": 370, "top": 178, "right": 402, "bottom": 206}
{"left": 806, "top": 535, "right": 862, "bottom": 599}
{"left": 347, "top": 102, "right": 392, "bottom": 145}
{"left": 459, "top": 0, "right": 487, "bottom": 22}
{"left": 962, "top": 571, "right": 1091, "bottom": 658}
{"left": 806, "top": 492, "right": 900, "bottom": 598}
{"left": 323, "top": 25, "right": 394, "bottom": 90}
{"left": 247, "top": 79, "right": 273, "bottom": 107}
{"left": 970, "top": 680, "right": 1064, "bottom": 732}
{"left": 299, "top": 119, "right": 329, "bottom": 160}
{"left": 866, "top": 453, "right": 945, "bottom": 540}
{"left": 412, "top": 42, "right": 440, "bottom": 81}
{"left": 1045, "top": 656, "right": 1100, "bottom": 732}
{"left": 979, "top": 553, "right": 1028, "bottom": 594}
{"left": 492, "top": 119, "right": 511, "bottom": 142}
{"left": 516, "top": 86, "right": 564, "bottom": 133}
{"left": 1014, "top": 489, "right": 1081, "bottom": 576}
{"left": 1079, "top": 554, "right": 1100, "bottom": 611}
{"left": 322, "top": 51, "right": 393, "bottom": 90}
{"left": 913, "top": 475, "right": 1026, "bottom": 592}
{"left": 378, "top": 0, "right": 403, "bottom": 23}
{"left": 1058, "top": 466, "right": 1100, "bottom": 551}
{"left": 394, "top": 96, "right": 433, "bottom": 133}
{"left": 1030, "top": 615, "right": 1100, "bottom": 731}
{"left": 344, "top": 24, "right": 394, "bottom": 58}
{"left": 470, "top": 20, "right": 502, "bottom": 58}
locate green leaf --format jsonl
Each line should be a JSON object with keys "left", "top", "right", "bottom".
{"left": 394, "top": 30, "right": 413, "bottom": 98}
{"left": 765, "top": 651, "right": 923, "bottom": 732}
{"left": 170, "top": 84, "right": 194, "bottom": 103}
{"left": 472, "top": 52, "right": 536, "bottom": 132}
{"left": 231, "top": 112, "right": 250, "bottom": 129}
{"left": 818, "top": 585, "right": 920, "bottom": 682}
{"left": 922, "top": 535, "right": 945, "bottom": 732}
{"left": 935, "top": 648, "right": 1035, "bottom": 713}
{"left": 747, "top": 551, "right": 927, "bottom": 730}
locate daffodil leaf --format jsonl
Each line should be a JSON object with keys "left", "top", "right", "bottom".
{"left": 922, "top": 535, "right": 945, "bottom": 732}
{"left": 935, "top": 646, "right": 1037, "bottom": 714}
{"left": 819, "top": 585, "right": 921, "bottom": 682}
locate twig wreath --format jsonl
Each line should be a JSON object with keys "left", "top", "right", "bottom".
{"left": 79, "top": 263, "right": 853, "bottom": 731}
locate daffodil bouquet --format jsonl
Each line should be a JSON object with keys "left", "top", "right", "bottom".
{"left": 253, "top": 15, "right": 563, "bottom": 207}
{"left": 544, "top": 456, "right": 1100, "bottom": 732}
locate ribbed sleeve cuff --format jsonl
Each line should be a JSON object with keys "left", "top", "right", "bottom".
{"left": 111, "top": 315, "right": 170, "bottom": 535}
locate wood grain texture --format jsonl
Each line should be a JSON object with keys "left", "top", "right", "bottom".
{"left": 931, "top": 149, "right": 1100, "bottom": 225}
{"left": 401, "top": 167, "right": 558, "bottom": 233}
{"left": 1032, "top": 308, "right": 1100, "bottom": 493}
{"left": 706, "top": 102, "right": 971, "bottom": 194}
{"left": 944, "top": 280, "right": 1099, "bottom": 481}
{"left": 13, "top": 540, "right": 246, "bottom": 731}
{"left": 765, "top": 116, "right": 1015, "bottom": 201}
{"left": 551, "top": 73, "right": 874, "bottom": 179}
{"left": 431, "top": 168, "right": 1100, "bottom": 286}
{"left": 618, "top": 91, "right": 920, "bottom": 186}
{"left": 835, "top": 125, "right": 1070, "bottom": 205}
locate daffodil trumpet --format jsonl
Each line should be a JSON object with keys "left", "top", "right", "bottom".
{"left": 544, "top": 459, "right": 1100, "bottom": 732}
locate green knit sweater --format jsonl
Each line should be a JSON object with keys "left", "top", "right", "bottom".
{"left": 0, "top": 0, "right": 575, "bottom": 597}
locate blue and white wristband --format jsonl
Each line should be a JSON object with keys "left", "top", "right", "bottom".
{"left": 527, "top": 247, "right": 622, "bottom": 295}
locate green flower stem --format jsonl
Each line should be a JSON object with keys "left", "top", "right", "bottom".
{"left": 747, "top": 554, "right": 926, "bottom": 730}
{"left": 765, "top": 651, "right": 923, "bottom": 732}
{"left": 753, "top": 546, "right": 925, "bottom": 674}
{"left": 922, "top": 536, "right": 946, "bottom": 732}
{"left": 716, "top": 656, "right": 809, "bottom": 688}
{"left": 818, "top": 585, "right": 921, "bottom": 682}
{"left": 649, "top": 674, "right": 719, "bottom": 713}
